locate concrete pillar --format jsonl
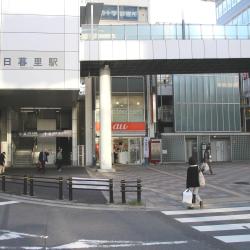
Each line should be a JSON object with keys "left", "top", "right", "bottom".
{"left": 85, "top": 77, "right": 93, "bottom": 166}
{"left": 72, "top": 105, "right": 78, "bottom": 166}
{"left": 0, "top": 109, "right": 12, "bottom": 167}
{"left": 146, "top": 75, "right": 155, "bottom": 138}
{"left": 7, "top": 109, "right": 12, "bottom": 166}
{"left": 99, "top": 65, "right": 112, "bottom": 171}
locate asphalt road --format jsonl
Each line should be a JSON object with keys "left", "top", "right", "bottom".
{"left": 0, "top": 198, "right": 249, "bottom": 249}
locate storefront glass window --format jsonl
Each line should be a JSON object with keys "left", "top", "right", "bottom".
{"left": 128, "top": 94, "right": 144, "bottom": 122}
{"left": 112, "top": 95, "right": 128, "bottom": 122}
{"left": 128, "top": 77, "right": 144, "bottom": 92}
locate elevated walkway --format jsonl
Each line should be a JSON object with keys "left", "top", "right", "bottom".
{"left": 80, "top": 24, "right": 250, "bottom": 76}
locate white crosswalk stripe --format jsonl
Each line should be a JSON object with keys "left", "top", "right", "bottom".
{"left": 0, "top": 201, "right": 20, "bottom": 206}
{"left": 162, "top": 206, "right": 250, "bottom": 244}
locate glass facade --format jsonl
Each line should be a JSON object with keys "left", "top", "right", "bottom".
{"left": 81, "top": 24, "right": 250, "bottom": 40}
{"left": 174, "top": 74, "right": 241, "bottom": 132}
{"left": 216, "top": 0, "right": 242, "bottom": 19}
{"left": 95, "top": 77, "right": 145, "bottom": 123}
{"left": 227, "top": 7, "right": 250, "bottom": 24}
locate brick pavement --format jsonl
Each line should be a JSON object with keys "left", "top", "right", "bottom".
{"left": 87, "top": 161, "right": 250, "bottom": 209}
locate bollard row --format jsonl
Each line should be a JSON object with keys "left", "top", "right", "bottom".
{"left": 1, "top": 175, "right": 142, "bottom": 204}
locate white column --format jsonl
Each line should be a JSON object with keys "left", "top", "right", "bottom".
{"left": 72, "top": 105, "right": 78, "bottom": 166}
{"left": 85, "top": 77, "right": 93, "bottom": 166}
{"left": 146, "top": 75, "right": 155, "bottom": 138}
{"left": 7, "top": 109, "right": 12, "bottom": 166}
{"left": 99, "top": 65, "right": 112, "bottom": 171}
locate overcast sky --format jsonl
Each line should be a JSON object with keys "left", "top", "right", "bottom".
{"left": 150, "top": 0, "right": 216, "bottom": 24}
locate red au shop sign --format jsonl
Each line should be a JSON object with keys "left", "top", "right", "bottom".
{"left": 96, "top": 122, "right": 145, "bottom": 131}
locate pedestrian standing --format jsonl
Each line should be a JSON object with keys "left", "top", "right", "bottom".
{"left": 204, "top": 146, "right": 213, "bottom": 175}
{"left": 38, "top": 148, "right": 49, "bottom": 173}
{"left": 186, "top": 156, "right": 204, "bottom": 209}
{"left": 0, "top": 152, "right": 6, "bottom": 174}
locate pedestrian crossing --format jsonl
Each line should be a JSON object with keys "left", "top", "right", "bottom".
{"left": 0, "top": 200, "right": 20, "bottom": 206}
{"left": 162, "top": 206, "right": 250, "bottom": 244}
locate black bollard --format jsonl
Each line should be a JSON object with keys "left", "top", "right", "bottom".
{"left": 109, "top": 179, "right": 114, "bottom": 204}
{"left": 2, "top": 175, "right": 5, "bottom": 192}
{"left": 58, "top": 177, "right": 63, "bottom": 200}
{"left": 23, "top": 175, "right": 28, "bottom": 195}
{"left": 121, "top": 180, "right": 126, "bottom": 204}
{"left": 29, "top": 177, "right": 34, "bottom": 196}
{"left": 137, "top": 179, "right": 142, "bottom": 203}
{"left": 69, "top": 178, "right": 73, "bottom": 201}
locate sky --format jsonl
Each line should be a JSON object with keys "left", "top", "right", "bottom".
{"left": 150, "top": 0, "right": 216, "bottom": 24}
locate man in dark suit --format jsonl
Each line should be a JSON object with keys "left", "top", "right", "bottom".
{"left": 38, "top": 149, "right": 49, "bottom": 172}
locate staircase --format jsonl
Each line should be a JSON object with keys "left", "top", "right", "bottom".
{"left": 14, "top": 150, "right": 33, "bottom": 168}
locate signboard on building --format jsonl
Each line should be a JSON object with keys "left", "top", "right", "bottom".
{"left": 119, "top": 6, "right": 138, "bottom": 21}
{"left": 150, "top": 139, "right": 161, "bottom": 164}
{"left": 17, "top": 130, "right": 72, "bottom": 137}
{"left": 95, "top": 122, "right": 145, "bottom": 132}
{"left": 1, "top": 52, "right": 64, "bottom": 70}
{"left": 101, "top": 5, "right": 118, "bottom": 20}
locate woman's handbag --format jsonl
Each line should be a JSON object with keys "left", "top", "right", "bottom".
{"left": 201, "top": 162, "right": 209, "bottom": 173}
{"left": 182, "top": 189, "right": 193, "bottom": 204}
{"left": 199, "top": 170, "right": 206, "bottom": 187}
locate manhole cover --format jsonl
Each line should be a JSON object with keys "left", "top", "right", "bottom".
{"left": 234, "top": 182, "right": 250, "bottom": 185}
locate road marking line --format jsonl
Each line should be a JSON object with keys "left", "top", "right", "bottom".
{"left": 214, "top": 234, "right": 250, "bottom": 243}
{"left": 176, "top": 214, "right": 250, "bottom": 223}
{"left": 51, "top": 239, "right": 188, "bottom": 249}
{"left": 162, "top": 206, "right": 250, "bottom": 215}
{"left": 193, "top": 223, "right": 250, "bottom": 232}
{"left": 0, "top": 230, "right": 47, "bottom": 241}
{"left": 0, "top": 201, "right": 20, "bottom": 206}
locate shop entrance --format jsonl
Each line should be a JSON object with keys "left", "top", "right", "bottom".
{"left": 113, "top": 137, "right": 142, "bottom": 165}
{"left": 185, "top": 138, "right": 198, "bottom": 163}
{"left": 210, "top": 139, "right": 231, "bottom": 162}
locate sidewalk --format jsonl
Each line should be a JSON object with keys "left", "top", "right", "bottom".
{"left": 87, "top": 161, "right": 250, "bottom": 210}
{"left": 1, "top": 162, "right": 250, "bottom": 210}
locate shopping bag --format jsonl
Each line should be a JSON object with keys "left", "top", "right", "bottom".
{"left": 182, "top": 189, "right": 193, "bottom": 204}
{"left": 200, "top": 162, "right": 209, "bottom": 173}
{"left": 199, "top": 171, "right": 206, "bottom": 187}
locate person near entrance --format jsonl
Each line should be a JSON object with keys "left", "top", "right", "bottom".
{"left": 0, "top": 152, "right": 6, "bottom": 174}
{"left": 38, "top": 148, "right": 49, "bottom": 173}
{"left": 203, "top": 145, "right": 213, "bottom": 175}
{"left": 56, "top": 147, "right": 63, "bottom": 172}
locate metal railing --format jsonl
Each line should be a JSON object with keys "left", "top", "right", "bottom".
{"left": 120, "top": 179, "right": 142, "bottom": 204}
{"left": 81, "top": 24, "right": 250, "bottom": 41}
{"left": 68, "top": 177, "right": 114, "bottom": 203}
{"left": 29, "top": 176, "right": 63, "bottom": 200}
{"left": 0, "top": 175, "right": 63, "bottom": 200}
{"left": 0, "top": 174, "right": 143, "bottom": 205}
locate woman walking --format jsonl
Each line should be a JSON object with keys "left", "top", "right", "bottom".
{"left": 186, "top": 156, "right": 203, "bottom": 209}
